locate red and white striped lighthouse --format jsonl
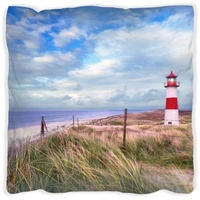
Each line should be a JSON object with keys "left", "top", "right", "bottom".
{"left": 164, "top": 71, "right": 180, "bottom": 125}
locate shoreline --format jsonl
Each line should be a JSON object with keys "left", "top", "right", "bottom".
{"left": 7, "top": 109, "right": 192, "bottom": 146}
{"left": 8, "top": 109, "right": 155, "bottom": 130}
{"left": 7, "top": 118, "right": 96, "bottom": 146}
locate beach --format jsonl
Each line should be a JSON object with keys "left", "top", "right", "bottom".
{"left": 8, "top": 121, "right": 66, "bottom": 146}
{"left": 8, "top": 109, "right": 192, "bottom": 146}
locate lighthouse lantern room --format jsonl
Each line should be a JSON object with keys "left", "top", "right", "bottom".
{"left": 164, "top": 71, "right": 180, "bottom": 125}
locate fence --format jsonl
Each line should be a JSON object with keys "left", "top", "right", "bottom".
{"left": 8, "top": 108, "right": 192, "bottom": 149}
{"left": 38, "top": 109, "right": 192, "bottom": 147}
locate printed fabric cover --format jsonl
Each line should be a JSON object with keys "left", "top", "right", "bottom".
{"left": 6, "top": 6, "right": 194, "bottom": 194}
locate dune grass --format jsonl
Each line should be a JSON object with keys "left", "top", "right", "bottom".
{"left": 7, "top": 122, "right": 193, "bottom": 194}
{"left": 107, "top": 121, "right": 124, "bottom": 126}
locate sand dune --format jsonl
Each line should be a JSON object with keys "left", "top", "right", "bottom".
{"left": 7, "top": 109, "right": 191, "bottom": 147}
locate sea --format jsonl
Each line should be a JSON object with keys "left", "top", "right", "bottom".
{"left": 8, "top": 109, "right": 148, "bottom": 130}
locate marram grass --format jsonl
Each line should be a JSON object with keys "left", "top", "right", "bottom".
{"left": 7, "top": 124, "right": 193, "bottom": 193}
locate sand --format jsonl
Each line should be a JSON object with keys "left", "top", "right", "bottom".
{"left": 7, "top": 121, "right": 72, "bottom": 146}
{"left": 7, "top": 109, "right": 192, "bottom": 147}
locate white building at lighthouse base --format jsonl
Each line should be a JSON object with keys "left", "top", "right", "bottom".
{"left": 164, "top": 110, "right": 179, "bottom": 125}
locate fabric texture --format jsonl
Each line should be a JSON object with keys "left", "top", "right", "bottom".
{"left": 6, "top": 6, "right": 194, "bottom": 194}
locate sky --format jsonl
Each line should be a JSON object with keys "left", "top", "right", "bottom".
{"left": 6, "top": 6, "right": 194, "bottom": 111}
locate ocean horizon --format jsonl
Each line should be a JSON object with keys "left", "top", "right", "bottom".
{"left": 8, "top": 109, "right": 152, "bottom": 130}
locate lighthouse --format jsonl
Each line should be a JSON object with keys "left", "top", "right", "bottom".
{"left": 164, "top": 71, "right": 180, "bottom": 125}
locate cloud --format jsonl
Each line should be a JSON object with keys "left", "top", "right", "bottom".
{"left": 33, "top": 51, "right": 78, "bottom": 65}
{"left": 33, "top": 54, "right": 56, "bottom": 63}
{"left": 72, "top": 84, "right": 82, "bottom": 91}
{"left": 62, "top": 95, "right": 73, "bottom": 100}
{"left": 8, "top": 50, "right": 81, "bottom": 84}
{"left": 89, "top": 24, "right": 192, "bottom": 67}
{"left": 6, "top": 16, "right": 54, "bottom": 51}
{"left": 69, "top": 59, "right": 118, "bottom": 79}
{"left": 107, "top": 88, "right": 131, "bottom": 103}
{"left": 51, "top": 26, "right": 87, "bottom": 47}
{"left": 86, "top": 22, "right": 193, "bottom": 91}
{"left": 133, "top": 89, "right": 165, "bottom": 102}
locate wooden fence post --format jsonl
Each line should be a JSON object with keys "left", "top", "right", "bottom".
{"left": 41, "top": 116, "right": 44, "bottom": 138}
{"left": 123, "top": 108, "right": 127, "bottom": 147}
{"left": 41, "top": 116, "right": 48, "bottom": 138}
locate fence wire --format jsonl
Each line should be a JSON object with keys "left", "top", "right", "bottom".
{"left": 38, "top": 114, "right": 192, "bottom": 141}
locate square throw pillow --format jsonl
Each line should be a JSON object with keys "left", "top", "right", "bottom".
{"left": 6, "top": 6, "right": 194, "bottom": 194}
